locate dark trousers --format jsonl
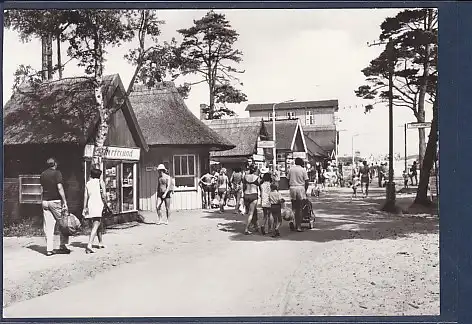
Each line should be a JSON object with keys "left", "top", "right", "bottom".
{"left": 291, "top": 200, "right": 303, "bottom": 229}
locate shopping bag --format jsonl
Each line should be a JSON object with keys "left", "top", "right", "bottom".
{"left": 239, "top": 199, "right": 246, "bottom": 214}
{"left": 58, "top": 212, "right": 82, "bottom": 236}
{"left": 212, "top": 198, "right": 219, "bottom": 207}
{"left": 102, "top": 204, "right": 113, "bottom": 218}
{"left": 227, "top": 195, "right": 236, "bottom": 208}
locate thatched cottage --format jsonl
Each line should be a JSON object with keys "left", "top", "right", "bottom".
{"left": 3, "top": 74, "right": 148, "bottom": 225}
{"left": 128, "top": 83, "right": 234, "bottom": 211}
{"left": 203, "top": 117, "right": 270, "bottom": 173}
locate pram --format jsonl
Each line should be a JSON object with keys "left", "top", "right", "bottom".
{"left": 301, "top": 198, "right": 316, "bottom": 229}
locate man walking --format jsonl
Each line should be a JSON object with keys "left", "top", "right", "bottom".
{"left": 199, "top": 169, "right": 214, "bottom": 209}
{"left": 287, "top": 158, "right": 309, "bottom": 232}
{"left": 409, "top": 161, "right": 418, "bottom": 186}
{"left": 40, "top": 157, "right": 70, "bottom": 256}
{"left": 156, "top": 164, "right": 172, "bottom": 225}
{"left": 358, "top": 160, "right": 371, "bottom": 198}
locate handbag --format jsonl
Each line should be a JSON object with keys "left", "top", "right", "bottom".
{"left": 59, "top": 211, "right": 82, "bottom": 236}
{"left": 100, "top": 184, "right": 113, "bottom": 218}
{"left": 227, "top": 195, "right": 236, "bottom": 208}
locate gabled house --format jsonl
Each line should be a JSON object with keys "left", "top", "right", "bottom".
{"left": 129, "top": 83, "right": 235, "bottom": 211}
{"left": 263, "top": 118, "right": 308, "bottom": 188}
{"left": 204, "top": 117, "right": 270, "bottom": 172}
{"left": 3, "top": 74, "right": 148, "bottom": 225}
{"left": 246, "top": 100, "right": 338, "bottom": 163}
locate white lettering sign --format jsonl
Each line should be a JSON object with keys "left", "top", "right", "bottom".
{"left": 407, "top": 122, "right": 432, "bottom": 129}
{"left": 258, "top": 140, "right": 275, "bottom": 149}
{"left": 252, "top": 154, "right": 264, "bottom": 162}
{"left": 84, "top": 145, "right": 141, "bottom": 161}
{"left": 292, "top": 152, "right": 307, "bottom": 159}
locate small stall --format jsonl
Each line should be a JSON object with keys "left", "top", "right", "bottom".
{"left": 83, "top": 145, "right": 140, "bottom": 214}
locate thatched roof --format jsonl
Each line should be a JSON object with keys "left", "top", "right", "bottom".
{"left": 304, "top": 134, "right": 328, "bottom": 157}
{"left": 3, "top": 74, "right": 148, "bottom": 150}
{"left": 204, "top": 117, "right": 269, "bottom": 157}
{"left": 246, "top": 99, "right": 339, "bottom": 112}
{"left": 304, "top": 130, "right": 336, "bottom": 155}
{"left": 128, "top": 83, "right": 235, "bottom": 151}
{"left": 264, "top": 119, "right": 303, "bottom": 151}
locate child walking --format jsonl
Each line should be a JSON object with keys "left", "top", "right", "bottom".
{"left": 351, "top": 175, "right": 360, "bottom": 200}
{"left": 269, "top": 183, "right": 283, "bottom": 237}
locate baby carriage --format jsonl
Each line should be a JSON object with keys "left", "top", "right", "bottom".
{"left": 301, "top": 198, "right": 316, "bottom": 229}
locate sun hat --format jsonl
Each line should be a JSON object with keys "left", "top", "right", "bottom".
{"left": 156, "top": 164, "right": 167, "bottom": 171}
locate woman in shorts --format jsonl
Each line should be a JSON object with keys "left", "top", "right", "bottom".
{"left": 243, "top": 165, "right": 260, "bottom": 235}
{"left": 217, "top": 168, "right": 229, "bottom": 212}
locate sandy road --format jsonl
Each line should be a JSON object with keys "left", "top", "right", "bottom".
{"left": 3, "top": 188, "right": 439, "bottom": 318}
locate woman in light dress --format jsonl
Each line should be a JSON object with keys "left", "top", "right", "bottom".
{"left": 82, "top": 168, "right": 107, "bottom": 254}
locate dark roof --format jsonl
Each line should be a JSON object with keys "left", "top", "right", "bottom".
{"left": 129, "top": 83, "right": 235, "bottom": 151}
{"left": 304, "top": 130, "right": 336, "bottom": 154}
{"left": 3, "top": 74, "right": 148, "bottom": 150}
{"left": 264, "top": 119, "right": 300, "bottom": 151}
{"left": 204, "top": 117, "right": 268, "bottom": 157}
{"left": 246, "top": 99, "right": 339, "bottom": 112}
{"left": 304, "top": 135, "right": 328, "bottom": 157}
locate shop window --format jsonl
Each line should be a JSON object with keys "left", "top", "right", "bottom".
{"left": 173, "top": 154, "right": 196, "bottom": 189}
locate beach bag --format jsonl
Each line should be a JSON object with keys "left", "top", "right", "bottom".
{"left": 239, "top": 199, "right": 246, "bottom": 214}
{"left": 102, "top": 204, "right": 113, "bottom": 218}
{"left": 227, "top": 195, "right": 236, "bottom": 208}
{"left": 212, "top": 197, "right": 219, "bottom": 206}
{"left": 59, "top": 212, "right": 82, "bottom": 236}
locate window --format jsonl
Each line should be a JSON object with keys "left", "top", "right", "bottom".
{"left": 305, "top": 111, "right": 315, "bottom": 125}
{"left": 173, "top": 154, "right": 196, "bottom": 189}
{"left": 19, "top": 175, "right": 42, "bottom": 204}
{"left": 287, "top": 111, "right": 296, "bottom": 119}
{"left": 268, "top": 112, "right": 278, "bottom": 120}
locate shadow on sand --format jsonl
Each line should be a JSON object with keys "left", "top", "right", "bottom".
{"left": 203, "top": 187, "right": 439, "bottom": 243}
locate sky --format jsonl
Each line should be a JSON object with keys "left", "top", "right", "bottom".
{"left": 2, "top": 8, "right": 434, "bottom": 158}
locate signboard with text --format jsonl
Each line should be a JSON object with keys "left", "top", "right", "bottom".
{"left": 407, "top": 122, "right": 432, "bottom": 129}
{"left": 257, "top": 140, "right": 275, "bottom": 149}
{"left": 84, "top": 145, "right": 141, "bottom": 161}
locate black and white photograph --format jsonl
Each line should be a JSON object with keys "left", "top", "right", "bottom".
{"left": 2, "top": 6, "right": 439, "bottom": 318}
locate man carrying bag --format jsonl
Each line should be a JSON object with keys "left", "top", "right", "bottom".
{"left": 40, "top": 157, "right": 71, "bottom": 256}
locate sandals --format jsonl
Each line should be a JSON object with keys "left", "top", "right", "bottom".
{"left": 85, "top": 247, "right": 95, "bottom": 254}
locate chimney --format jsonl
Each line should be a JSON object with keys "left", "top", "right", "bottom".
{"left": 200, "top": 104, "right": 208, "bottom": 120}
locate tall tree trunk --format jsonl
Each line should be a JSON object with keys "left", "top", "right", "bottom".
{"left": 416, "top": 9, "right": 433, "bottom": 169}
{"left": 56, "top": 33, "right": 63, "bottom": 79}
{"left": 414, "top": 96, "right": 437, "bottom": 205}
{"left": 91, "top": 37, "right": 109, "bottom": 168}
{"left": 46, "top": 34, "right": 53, "bottom": 80}
{"left": 208, "top": 64, "right": 215, "bottom": 120}
{"left": 41, "top": 36, "right": 48, "bottom": 81}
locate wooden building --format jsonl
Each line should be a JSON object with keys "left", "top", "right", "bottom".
{"left": 128, "top": 83, "right": 234, "bottom": 211}
{"left": 203, "top": 118, "right": 270, "bottom": 173}
{"left": 3, "top": 74, "right": 148, "bottom": 225}
{"left": 263, "top": 118, "right": 308, "bottom": 189}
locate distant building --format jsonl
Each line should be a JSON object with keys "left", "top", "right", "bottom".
{"left": 246, "top": 100, "right": 339, "bottom": 162}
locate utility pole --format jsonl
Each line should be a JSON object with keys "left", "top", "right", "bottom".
{"left": 368, "top": 38, "right": 397, "bottom": 212}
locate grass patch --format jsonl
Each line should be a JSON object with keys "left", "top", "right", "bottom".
{"left": 3, "top": 219, "right": 44, "bottom": 237}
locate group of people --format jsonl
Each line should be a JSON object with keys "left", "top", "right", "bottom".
{"left": 199, "top": 158, "right": 310, "bottom": 237}
{"left": 40, "top": 157, "right": 107, "bottom": 256}
{"left": 402, "top": 161, "right": 419, "bottom": 188}
{"left": 40, "top": 158, "right": 175, "bottom": 257}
